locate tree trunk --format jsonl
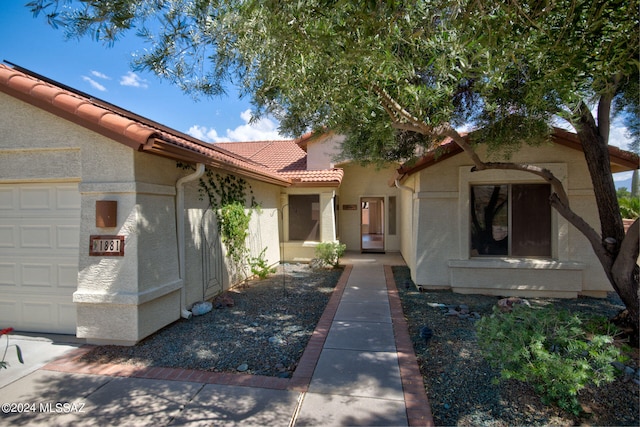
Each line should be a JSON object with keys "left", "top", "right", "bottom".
{"left": 574, "top": 103, "right": 639, "bottom": 340}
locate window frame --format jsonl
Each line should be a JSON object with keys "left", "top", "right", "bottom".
{"left": 457, "top": 163, "right": 569, "bottom": 262}
{"left": 470, "top": 183, "right": 552, "bottom": 258}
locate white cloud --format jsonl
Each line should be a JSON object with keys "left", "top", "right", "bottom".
{"left": 119, "top": 71, "right": 149, "bottom": 89}
{"left": 187, "top": 109, "right": 285, "bottom": 143}
{"left": 81, "top": 76, "right": 107, "bottom": 92}
{"left": 608, "top": 118, "right": 631, "bottom": 150}
{"left": 90, "top": 70, "right": 110, "bottom": 80}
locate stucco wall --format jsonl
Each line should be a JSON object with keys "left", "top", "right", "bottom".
{"left": 337, "top": 163, "right": 401, "bottom": 252}
{"left": 182, "top": 173, "right": 282, "bottom": 305}
{"left": 408, "top": 142, "right": 611, "bottom": 297}
{"left": 306, "top": 134, "right": 344, "bottom": 170}
{"left": 2, "top": 91, "right": 291, "bottom": 344}
{"left": 280, "top": 186, "right": 338, "bottom": 261}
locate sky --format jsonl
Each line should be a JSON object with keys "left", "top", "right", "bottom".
{"left": 0, "top": 1, "right": 285, "bottom": 143}
{"left": 0, "top": 2, "right": 635, "bottom": 185}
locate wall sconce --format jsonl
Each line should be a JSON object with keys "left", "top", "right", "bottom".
{"left": 96, "top": 200, "right": 117, "bottom": 228}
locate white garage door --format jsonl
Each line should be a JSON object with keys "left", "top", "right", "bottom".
{"left": 0, "top": 183, "right": 80, "bottom": 334}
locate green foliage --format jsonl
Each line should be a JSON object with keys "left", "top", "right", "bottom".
{"left": 619, "top": 197, "right": 640, "bottom": 219}
{"left": 218, "top": 202, "right": 251, "bottom": 267}
{"left": 617, "top": 187, "right": 640, "bottom": 219}
{"left": 476, "top": 305, "right": 621, "bottom": 415}
{"left": 178, "top": 164, "right": 263, "bottom": 282}
{"left": 314, "top": 241, "right": 346, "bottom": 268}
{"left": 28, "top": 0, "right": 638, "bottom": 163}
{"left": 249, "top": 247, "right": 276, "bottom": 279}
{"left": 1, "top": 327, "right": 23, "bottom": 370}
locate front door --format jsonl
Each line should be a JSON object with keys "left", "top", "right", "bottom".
{"left": 361, "top": 197, "right": 384, "bottom": 253}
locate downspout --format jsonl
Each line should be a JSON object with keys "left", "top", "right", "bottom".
{"left": 176, "top": 163, "right": 206, "bottom": 319}
{"left": 395, "top": 178, "right": 413, "bottom": 193}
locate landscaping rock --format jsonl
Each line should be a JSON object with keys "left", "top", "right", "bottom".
{"left": 213, "top": 294, "right": 234, "bottom": 309}
{"left": 497, "top": 297, "right": 531, "bottom": 313}
{"left": 236, "top": 363, "right": 248, "bottom": 372}
{"left": 191, "top": 301, "right": 213, "bottom": 316}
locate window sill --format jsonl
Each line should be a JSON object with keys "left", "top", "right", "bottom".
{"left": 448, "top": 258, "right": 585, "bottom": 271}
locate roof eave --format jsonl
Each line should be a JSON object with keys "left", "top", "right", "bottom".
{"left": 144, "top": 138, "right": 292, "bottom": 187}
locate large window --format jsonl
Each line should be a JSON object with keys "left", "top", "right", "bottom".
{"left": 470, "top": 184, "right": 551, "bottom": 257}
{"left": 289, "top": 194, "right": 320, "bottom": 241}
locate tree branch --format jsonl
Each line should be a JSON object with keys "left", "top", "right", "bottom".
{"left": 372, "top": 85, "right": 432, "bottom": 134}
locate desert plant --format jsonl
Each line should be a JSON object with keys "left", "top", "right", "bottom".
{"left": 314, "top": 241, "right": 346, "bottom": 268}
{"left": 476, "top": 305, "right": 621, "bottom": 415}
{"left": 249, "top": 247, "right": 276, "bottom": 279}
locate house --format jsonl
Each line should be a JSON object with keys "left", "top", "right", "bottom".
{"left": 393, "top": 131, "right": 638, "bottom": 298}
{"left": 1, "top": 63, "right": 637, "bottom": 345}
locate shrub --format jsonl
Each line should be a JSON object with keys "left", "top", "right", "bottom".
{"left": 314, "top": 241, "right": 346, "bottom": 268}
{"left": 476, "top": 305, "right": 622, "bottom": 415}
{"left": 249, "top": 247, "right": 276, "bottom": 279}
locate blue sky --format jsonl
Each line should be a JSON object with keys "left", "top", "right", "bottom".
{"left": 0, "top": 2, "right": 635, "bottom": 185}
{"left": 0, "top": 2, "right": 284, "bottom": 142}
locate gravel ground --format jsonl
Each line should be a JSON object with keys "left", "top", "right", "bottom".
{"left": 80, "top": 263, "right": 341, "bottom": 378}
{"left": 393, "top": 265, "right": 640, "bottom": 427}
{"left": 81, "top": 263, "right": 639, "bottom": 425}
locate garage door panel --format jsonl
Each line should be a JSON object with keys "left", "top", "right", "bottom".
{"left": 0, "top": 263, "right": 16, "bottom": 286}
{"left": 0, "top": 187, "right": 15, "bottom": 210}
{"left": 21, "top": 263, "right": 53, "bottom": 287}
{"left": 56, "top": 186, "right": 81, "bottom": 210}
{"left": 58, "top": 264, "right": 79, "bottom": 288}
{"left": 56, "top": 225, "right": 80, "bottom": 249}
{"left": 0, "top": 225, "right": 15, "bottom": 247}
{"left": 20, "top": 225, "right": 53, "bottom": 248}
{"left": 0, "top": 183, "right": 80, "bottom": 334}
{"left": 19, "top": 187, "right": 51, "bottom": 210}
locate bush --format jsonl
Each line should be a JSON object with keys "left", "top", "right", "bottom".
{"left": 314, "top": 241, "right": 346, "bottom": 268}
{"left": 249, "top": 247, "right": 276, "bottom": 279}
{"left": 476, "top": 305, "right": 622, "bottom": 415}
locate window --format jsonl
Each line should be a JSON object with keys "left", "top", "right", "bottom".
{"left": 470, "top": 184, "right": 551, "bottom": 257}
{"left": 388, "top": 196, "right": 397, "bottom": 236}
{"left": 288, "top": 195, "right": 320, "bottom": 241}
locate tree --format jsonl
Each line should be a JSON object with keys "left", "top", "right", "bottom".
{"left": 28, "top": 0, "right": 639, "bottom": 337}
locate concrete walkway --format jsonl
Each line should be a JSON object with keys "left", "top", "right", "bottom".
{"left": 0, "top": 253, "right": 433, "bottom": 426}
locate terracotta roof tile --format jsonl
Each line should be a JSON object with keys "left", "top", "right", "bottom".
{"left": 0, "top": 64, "right": 290, "bottom": 186}
{"left": 220, "top": 140, "right": 343, "bottom": 186}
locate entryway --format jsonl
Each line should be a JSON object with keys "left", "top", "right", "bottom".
{"left": 360, "top": 197, "right": 384, "bottom": 253}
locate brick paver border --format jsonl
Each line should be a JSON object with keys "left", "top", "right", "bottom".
{"left": 42, "top": 262, "right": 434, "bottom": 426}
{"left": 42, "top": 265, "right": 353, "bottom": 393}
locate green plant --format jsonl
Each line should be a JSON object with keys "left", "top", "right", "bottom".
{"left": 1, "top": 327, "right": 23, "bottom": 370}
{"left": 619, "top": 197, "right": 639, "bottom": 219}
{"left": 178, "top": 164, "right": 260, "bottom": 282}
{"left": 249, "top": 247, "right": 276, "bottom": 279}
{"left": 476, "top": 305, "right": 621, "bottom": 415}
{"left": 314, "top": 241, "right": 346, "bottom": 268}
{"left": 218, "top": 202, "right": 252, "bottom": 272}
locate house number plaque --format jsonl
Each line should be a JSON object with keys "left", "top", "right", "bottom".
{"left": 90, "top": 235, "right": 125, "bottom": 256}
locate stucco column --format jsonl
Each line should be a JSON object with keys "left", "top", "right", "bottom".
{"left": 319, "top": 191, "right": 337, "bottom": 242}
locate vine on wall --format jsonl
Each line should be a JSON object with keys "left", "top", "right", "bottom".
{"left": 178, "top": 163, "right": 269, "bottom": 283}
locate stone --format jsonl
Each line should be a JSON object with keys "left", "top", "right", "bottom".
{"left": 191, "top": 301, "right": 213, "bottom": 316}
{"left": 213, "top": 294, "right": 234, "bottom": 309}
{"left": 237, "top": 363, "right": 249, "bottom": 372}
{"left": 611, "top": 361, "right": 626, "bottom": 372}
{"left": 269, "top": 336, "right": 286, "bottom": 345}
{"left": 497, "top": 297, "right": 531, "bottom": 313}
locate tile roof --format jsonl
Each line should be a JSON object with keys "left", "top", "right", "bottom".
{"left": 0, "top": 63, "right": 294, "bottom": 186}
{"left": 220, "top": 140, "right": 344, "bottom": 186}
